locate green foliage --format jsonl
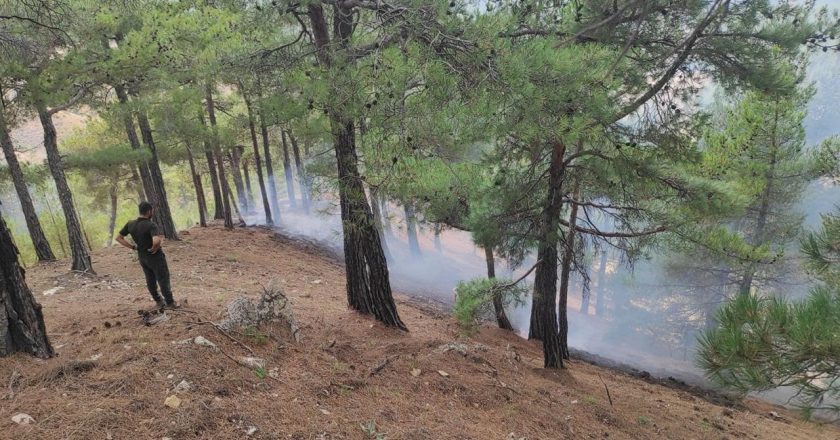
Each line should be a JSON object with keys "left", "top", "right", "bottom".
{"left": 453, "top": 277, "right": 527, "bottom": 334}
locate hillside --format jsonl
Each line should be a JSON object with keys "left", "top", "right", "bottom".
{"left": 1, "top": 224, "right": 837, "bottom": 440}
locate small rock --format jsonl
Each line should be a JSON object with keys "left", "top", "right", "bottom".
{"left": 11, "top": 413, "right": 35, "bottom": 425}
{"left": 319, "top": 409, "right": 331, "bottom": 415}
{"left": 311, "top": 279, "right": 323, "bottom": 284}
{"left": 769, "top": 411, "right": 783, "bottom": 420}
{"left": 167, "top": 374, "right": 174, "bottom": 379}
{"left": 193, "top": 336, "right": 217, "bottom": 350}
{"left": 238, "top": 357, "right": 266, "bottom": 369}
{"left": 410, "top": 368, "right": 422, "bottom": 377}
{"left": 163, "top": 395, "right": 181, "bottom": 409}
{"left": 438, "top": 370, "right": 450, "bottom": 377}
{"left": 89, "top": 353, "right": 102, "bottom": 361}
{"left": 173, "top": 380, "right": 192, "bottom": 393}
{"left": 268, "top": 368, "right": 280, "bottom": 379}
{"left": 246, "top": 426, "right": 258, "bottom": 436}
{"left": 42, "top": 286, "right": 63, "bottom": 296}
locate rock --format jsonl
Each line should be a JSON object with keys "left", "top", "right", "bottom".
{"left": 238, "top": 357, "right": 266, "bottom": 369}
{"left": 319, "top": 409, "right": 331, "bottom": 415}
{"left": 42, "top": 287, "right": 63, "bottom": 296}
{"left": 11, "top": 413, "right": 35, "bottom": 425}
{"left": 193, "top": 336, "right": 217, "bottom": 350}
{"left": 163, "top": 395, "right": 182, "bottom": 409}
{"left": 311, "top": 279, "right": 323, "bottom": 284}
{"left": 268, "top": 368, "right": 280, "bottom": 379}
{"left": 89, "top": 353, "right": 102, "bottom": 361}
{"left": 437, "top": 370, "right": 450, "bottom": 377}
{"left": 410, "top": 368, "right": 422, "bottom": 377}
{"left": 173, "top": 380, "right": 192, "bottom": 393}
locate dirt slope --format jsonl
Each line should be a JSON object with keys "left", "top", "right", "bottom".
{"left": 1, "top": 224, "right": 838, "bottom": 440}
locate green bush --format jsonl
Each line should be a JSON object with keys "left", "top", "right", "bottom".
{"left": 453, "top": 277, "right": 527, "bottom": 334}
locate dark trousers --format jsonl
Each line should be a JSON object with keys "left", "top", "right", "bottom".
{"left": 139, "top": 253, "right": 173, "bottom": 304}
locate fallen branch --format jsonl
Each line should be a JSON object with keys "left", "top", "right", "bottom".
{"left": 369, "top": 355, "right": 399, "bottom": 377}
{"left": 599, "top": 374, "right": 614, "bottom": 407}
{"left": 183, "top": 316, "right": 256, "bottom": 356}
{"left": 4, "top": 369, "right": 20, "bottom": 399}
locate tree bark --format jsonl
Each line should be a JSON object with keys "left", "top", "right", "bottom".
{"left": 186, "top": 146, "right": 208, "bottom": 227}
{"left": 133, "top": 104, "right": 179, "bottom": 240}
{"left": 433, "top": 223, "right": 443, "bottom": 252}
{"left": 241, "top": 86, "right": 273, "bottom": 226}
{"left": 240, "top": 147, "right": 255, "bottom": 209}
{"left": 228, "top": 149, "right": 248, "bottom": 214}
{"left": 404, "top": 202, "right": 421, "bottom": 257}
{"left": 0, "top": 204, "right": 53, "bottom": 358}
{"left": 197, "top": 113, "right": 224, "bottom": 220}
{"left": 0, "top": 109, "right": 54, "bottom": 261}
{"left": 35, "top": 103, "right": 94, "bottom": 273}
{"left": 368, "top": 185, "right": 391, "bottom": 259}
{"left": 530, "top": 142, "right": 566, "bottom": 368}
{"left": 114, "top": 84, "right": 155, "bottom": 204}
{"left": 107, "top": 184, "right": 118, "bottom": 247}
{"left": 288, "top": 131, "right": 310, "bottom": 214}
{"left": 130, "top": 166, "right": 146, "bottom": 202}
{"left": 308, "top": 3, "right": 406, "bottom": 330}
{"left": 259, "top": 106, "right": 281, "bottom": 221}
{"left": 558, "top": 181, "right": 581, "bottom": 360}
{"left": 204, "top": 83, "right": 234, "bottom": 229}
{"left": 485, "top": 246, "right": 514, "bottom": 331}
{"left": 280, "top": 130, "right": 297, "bottom": 208}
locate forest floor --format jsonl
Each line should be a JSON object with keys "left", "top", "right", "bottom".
{"left": 2, "top": 223, "right": 839, "bottom": 440}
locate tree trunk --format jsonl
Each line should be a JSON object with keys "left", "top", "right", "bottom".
{"left": 133, "top": 107, "right": 179, "bottom": 241}
{"left": 130, "top": 166, "right": 146, "bottom": 202}
{"left": 404, "top": 203, "right": 421, "bottom": 257}
{"left": 530, "top": 142, "right": 566, "bottom": 368}
{"left": 433, "top": 223, "right": 443, "bottom": 252}
{"left": 240, "top": 147, "right": 255, "bottom": 210}
{"left": 0, "top": 204, "right": 53, "bottom": 358}
{"left": 35, "top": 103, "right": 94, "bottom": 273}
{"left": 197, "top": 113, "right": 224, "bottom": 220}
{"left": 280, "top": 130, "right": 297, "bottom": 209}
{"left": 594, "top": 250, "right": 608, "bottom": 316}
{"left": 558, "top": 181, "right": 581, "bottom": 360}
{"left": 204, "top": 83, "right": 234, "bottom": 229}
{"left": 186, "top": 146, "right": 208, "bottom": 227}
{"left": 368, "top": 185, "right": 391, "bottom": 259}
{"left": 308, "top": 3, "right": 405, "bottom": 330}
{"left": 241, "top": 86, "right": 273, "bottom": 226}
{"left": 107, "top": 184, "right": 118, "bottom": 247}
{"left": 228, "top": 149, "right": 248, "bottom": 214}
{"left": 485, "top": 246, "right": 514, "bottom": 331}
{"left": 0, "top": 110, "right": 54, "bottom": 261}
{"left": 114, "top": 85, "right": 155, "bottom": 200}
{"left": 739, "top": 102, "right": 779, "bottom": 297}
{"left": 288, "top": 131, "right": 310, "bottom": 214}
{"left": 259, "top": 107, "right": 281, "bottom": 221}
{"left": 379, "top": 193, "right": 392, "bottom": 235}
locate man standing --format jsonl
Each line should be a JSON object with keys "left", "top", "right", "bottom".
{"left": 115, "top": 202, "right": 178, "bottom": 309}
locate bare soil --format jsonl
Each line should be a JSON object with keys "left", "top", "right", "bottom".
{"left": 2, "top": 223, "right": 838, "bottom": 439}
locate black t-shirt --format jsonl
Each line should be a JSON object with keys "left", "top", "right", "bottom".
{"left": 119, "top": 217, "right": 161, "bottom": 258}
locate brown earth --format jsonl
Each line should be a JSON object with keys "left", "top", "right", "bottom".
{"left": 1, "top": 223, "right": 838, "bottom": 439}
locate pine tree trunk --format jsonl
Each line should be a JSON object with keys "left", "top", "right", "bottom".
{"left": 531, "top": 142, "right": 566, "bottom": 368}
{"left": 114, "top": 84, "right": 155, "bottom": 205}
{"left": 368, "top": 186, "right": 391, "bottom": 259}
{"left": 433, "top": 224, "right": 443, "bottom": 252}
{"left": 594, "top": 250, "right": 608, "bottom": 316}
{"left": 130, "top": 166, "right": 146, "bottom": 202}
{"left": 280, "top": 130, "right": 297, "bottom": 209}
{"left": 241, "top": 87, "right": 273, "bottom": 226}
{"left": 558, "top": 182, "right": 580, "bottom": 360}
{"left": 186, "top": 146, "right": 208, "bottom": 227}
{"left": 240, "top": 147, "right": 255, "bottom": 209}
{"left": 197, "top": 113, "right": 224, "bottom": 220}
{"left": 308, "top": 2, "right": 405, "bottom": 330}
{"left": 485, "top": 246, "right": 514, "bottom": 331}
{"left": 0, "top": 110, "right": 54, "bottom": 261}
{"left": 35, "top": 104, "right": 94, "bottom": 273}
{"left": 228, "top": 149, "right": 248, "bottom": 214}
{"left": 205, "top": 84, "right": 234, "bottom": 230}
{"left": 404, "top": 203, "right": 421, "bottom": 257}
{"left": 379, "top": 193, "right": 392, "bottom": 235}
{"left": 107, "top": 184, "right": 118, "bottom": 247}
{"left": 134, "top": 109, "right": 179, "bottom": 240}
{"left": 288, "top": 131, "right": 310, "bottom": 214}
{"left": 259, "top": 108, "right": 281, "bottom": 221}
{"left": 0, "top": 204, "right": 53, "bottom": 358}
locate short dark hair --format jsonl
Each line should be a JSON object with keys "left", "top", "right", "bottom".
{"left": 139, "top": 201, "right": 153, "bottom": 215}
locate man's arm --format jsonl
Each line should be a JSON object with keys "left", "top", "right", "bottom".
{"left": 148, "top": 235, "right": 163, "bottom": 254}
{"left": 115, "top": 234, "right": 136, "bottom": 251}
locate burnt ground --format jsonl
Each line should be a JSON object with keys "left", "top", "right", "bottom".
{"left": 2, "top": 223, "right": 838, "bottom": 439}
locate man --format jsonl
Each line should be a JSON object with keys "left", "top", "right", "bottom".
{"left": 115, "top": 202, "right": 178, "bottom": 309}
